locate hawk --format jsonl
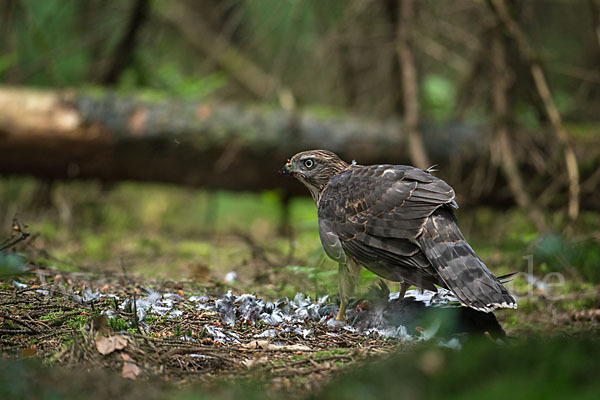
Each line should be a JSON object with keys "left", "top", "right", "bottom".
{"left": 282, "top": 150, "right": 517, "bottom": 321}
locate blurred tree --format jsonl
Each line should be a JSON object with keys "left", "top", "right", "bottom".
{"left": 98, "top": 0, "right": 149, "bottom": 85}
{"left": 0, "top": 0, "right": 598, "bottom": 220}
{"left": 396, "top": 0, "right": 430, "bottom": 170}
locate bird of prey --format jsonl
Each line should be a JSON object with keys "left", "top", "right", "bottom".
{"left": 282, "top": 150, "right": 517, "bottom": 321}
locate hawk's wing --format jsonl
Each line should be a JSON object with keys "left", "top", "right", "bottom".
{"left": 318, "top": 165, "right": 452, "bottom": 289}
{"left": 318, "top": 164, "right": 516, "bottom": 312}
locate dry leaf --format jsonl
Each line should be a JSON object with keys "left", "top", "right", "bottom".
{"left": 241, "top": 358, "right": 255, "bottom": 368}
{"left": 96, "top": 335, "right": 128, "bottom": 355}
{"left": 122, "top": 361, "right": 141, "bottom": 380}
{"left": 242, "top": 356, "right": 268, "bottom": 368}
{"left": 21, "top": 345, "right": 37, "bottom": 357}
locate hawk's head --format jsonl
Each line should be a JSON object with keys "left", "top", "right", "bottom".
{"left": 282, "top": 150, "right": 349, "bottom": 204}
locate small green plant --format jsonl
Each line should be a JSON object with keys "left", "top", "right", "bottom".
{"left": 108, "top": 317, "right": 129, "bottom": 331}
{"left": 40, "top": 311, "right": 65, "bottom": 321}
{"left": 145, "top": 314, "right": 159, "bottom": 324}
{"left": 65, "top": 314, "right": 88, "bottom": 329}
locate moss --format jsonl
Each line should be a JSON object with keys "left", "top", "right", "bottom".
{"left": 289, "top": 354, "right": 308, "bottom": 361}
{"left": 315, "top": 349, "right": 349, "bottom": 358}
{"left": 40, "top": 311, "right": 65, "bottom": 321}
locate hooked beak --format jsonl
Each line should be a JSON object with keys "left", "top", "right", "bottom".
{"left": 281, "top": 160, "right": 294, "bottom": 176}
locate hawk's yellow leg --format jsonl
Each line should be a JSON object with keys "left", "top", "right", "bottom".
{"left": 335, "top": 258, "right": 361, "bottom": 321}
{"left": 399, "top": 282, "right": 410, "bottom": 298}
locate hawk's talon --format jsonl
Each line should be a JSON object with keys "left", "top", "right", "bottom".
{"left": 335, "top": 302, "right": 348, "bottom": 321}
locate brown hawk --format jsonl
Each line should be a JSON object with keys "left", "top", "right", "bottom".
{"left": 282, "top": 150, "right": 517, "bottom": 321}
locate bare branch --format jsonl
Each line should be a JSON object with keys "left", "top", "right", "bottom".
{"left": 416, "top": 35, "right": 470, "bottom": 74}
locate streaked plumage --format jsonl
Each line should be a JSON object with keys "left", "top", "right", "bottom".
{"left": 282, "top": 150, "right": 516, "bottom": 320}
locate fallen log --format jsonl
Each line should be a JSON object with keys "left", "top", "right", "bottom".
{"left": 0, "top": 86, "right": 598, "bottom": 210}
{"left": 0, "top": 86, "right": 486, "bottom": 195}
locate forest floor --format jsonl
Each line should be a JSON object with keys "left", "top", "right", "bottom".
{"left": 0, "top": 267, "right": 397, "bottom": 393}
{"left": 2, "top": 265, "right": 599, "bottom": 400}
{"left": 1, "top": 179, "right": 600, "bottom": 399}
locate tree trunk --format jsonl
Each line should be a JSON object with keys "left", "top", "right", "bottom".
{"left": 490, "top": 29, "right": 548, "bottom": 231}
{"left": 490, "top": 0, "right": 581, "bottom": 225}
{"left": 396, "top": 0, "right": 430, "bottom": 170}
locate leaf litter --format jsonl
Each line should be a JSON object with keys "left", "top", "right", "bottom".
{"left": 0, "top": 267, "right": 506, "bottom": 390}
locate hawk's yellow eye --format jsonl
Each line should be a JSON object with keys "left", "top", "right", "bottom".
{"left": 304, "top": 159, "right": 315, "bottom": 169}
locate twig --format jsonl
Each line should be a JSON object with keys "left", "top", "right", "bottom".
{"left": 160, "top": 347, "right": 236, "bottom": 364}
{"left": 270, "top": 354, "right": 353, "bottom": 370}
{"left": 416, "top": 34, "right": 469, "bottom": 73}
{"left": 0, "top": 213, "right": 30, "bottom": 251}
{"left": 270, "top": 364, "right": 341, "bottom": 378}
{"left": 549, "top": 63, "right": 600, "bottom": 85}
{"left": 0, "top": 312, "right": 40, "bottom": 333}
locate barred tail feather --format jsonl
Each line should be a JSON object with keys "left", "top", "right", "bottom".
{"left": 418, "top": 207, "right": 517, "bottom": 312}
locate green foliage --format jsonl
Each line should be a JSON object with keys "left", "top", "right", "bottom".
{"left": 39, "top": 311, "right": 64, "bottom": 321}
{"left": 0, "top": 53, "right": 17, "bottom": 77}
{"left": 108, "top": 317, "right": 128, "bottom": 332}
{"left": 0, "top": 252, "right": 26, "bottom": 277}
{"left": 64, "top": 313, "right": 88, "bottom": 330}
{"left": 422, "top": 74, "right": 455, "bottom": 123}
{"left": 314, "top": 337, "right": 600, "bottom": 400}
{"left": 533, "top": 233, "right": 600, "bottom": 283}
